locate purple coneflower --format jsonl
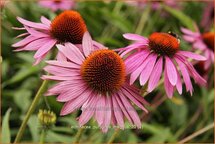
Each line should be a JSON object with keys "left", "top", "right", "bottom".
{"left": 200, "top": 1, "right": 214, "bottom": 31}
{"left": 126, "top": 0, "right": 179, "bottom": 10}
{"left": 117, "top": 32, "right": 206, "bottom": 98}
{"left": 12, "top": 10, "right": 88, "bottom": 65}
{"left": 42, "top": 32, "right": 148, "bottom": 132}
{"left": 38, "top": 0, "right": 75, "bottom": 11}
{"left": 181, "top": 27, "right": 214, "bottom": 70}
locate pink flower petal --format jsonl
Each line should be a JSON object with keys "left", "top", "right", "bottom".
{"left": 101, "top": 96, "right": 112, "bottom": 133}
{"left": 79, "top": 94, "right": 98, "bottom": 126}
{"left": 82, "top": 31, "right": 93, "bottom": 57}
{"left": 45, "top": 80, "right": 81, "bottom": 95}
{"left": 44, "top": 65, "right": 80, "bottom": 77}
{"left": 111, "top": 95, "right": 124, "bottom": 129}
{"left": 182, "top": 35, "right": 196, "bottom": 42}
{"left": 123, "top": 33, "right": 148, "bottom": 42}
{"left": 57, "top": 43, "right": 84, "bottom": 65}
{"left": 56, "top": 51, "right": 67, "bottom": 61}
{"left": 93, "top": 40, "right": 105, "bottom": 49}
{"left": 181, "top": 27, "right": 199, "bottom": 37}
{"left": 15, "top": 33, "right": 29, "bottom": 38}
{"left": 40, "top": 16, "right": 51, "bottom": 26}
{"left": 33, "top": 53, "right": 47, "bottom": 65}
{"left": 17, "top": 17, "right": 49, "bottom": 30}
{"left": 165, "top": 57, "right": 177, "bottom": 86}
{"left": 41, "top": 75, "right": 82, "bottom": 81}
{"left": 21, "top": 38, "right": 51, "bottom": 51}
{"left": 125, "top": 50, "right": 150, "bottom": 74}
{"left": 120, "top": 43, "right": 148, "bottom": 57}
{"left": 114, "top": 94, "right": 133, "bottom": 124}
{"left": 124, "top": 84, "right": 149, "bottom": 105}
{"left": 148, "top": 57, "right": 163, "bottom": 92}
{"left": 118, "top": 91, "right": 141, "bottom": 128}
{"left": 130, "top": 53, "right": 153, "bottom": 85}
{"left": 12, "top": 27, "right": 26, "bottom": 30}
{"left": 164, "top": 67, "right": 174, "bottom": 98}
{"left": 24, "top": 26, "right": 49, "bottom": 38}
{"left": 60, "top": 90, "right": 92, "bottom": 116}
{"left": 57, "top": 84, "right": 87, "bottom": 102}
{"left": 46, "top": 60, "right": 80, "bottom": 69}
{"left": 174, "top": 57, "right": 193, "bottom": 94}
{"left": 12, "top": 35, "right": 38, "bottom": 47}
{"left": 95, "top": 96, "right": 106, "bottom": 126}
{"left": 193, "top": 40, "right": 207, "bottom": 50}
{"left": 176, "top": 55, "right": 206, "bottom": 86}
{"left": 178, "top": 51, "right": 206, "bottom": 61}
{"left": 140, "top": 54, "right": 157, "bottom": 85}
{"left": 34, "top": 39, "right": 57, "bottom": 58}
{"left": 121, "top": 88, "right": 148, "bottom": 112}
{"left": 176, "top": 68, "right": 182, "bottom": 94}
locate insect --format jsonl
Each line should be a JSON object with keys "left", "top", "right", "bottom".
{"left": 168, "top": 31, "right": 180, "bottom": 43}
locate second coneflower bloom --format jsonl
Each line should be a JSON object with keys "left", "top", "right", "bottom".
{"left": 181, "top": 27, "right": 214, "bottom": 70}
{"left": 38, "top": 0, "right": 75, "bottom": 12}
{"left": 42, "top": 32, "right": 148, "bottom": 133}
{"left": 12, "top": 10, "right": 87, "bottom": 65}
{"left": 117, "top": 32, "right": 206, "bottom": 98}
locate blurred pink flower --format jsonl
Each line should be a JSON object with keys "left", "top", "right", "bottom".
{"left": 116, "top": 32, "right": 206, "bottom": 98}
{"left": 12, "top": 10, "right": 88, "bottom": 65}
{"left": 42, "top": 32, "right": 148, "bottom": 132}
{"left": 181, "top": 27, "right": 214, "bottom": 70}
{"left": 126, "top": 0, "right": 180, "bottom": 10}
{"left": 0, "top": 0, "right": 9, "bottom": 9}
{"left": 38, "top": 0, "right": 75, "bottom": 11}
{"left": 200, "top": 1, "right": 214, "bottom": 31}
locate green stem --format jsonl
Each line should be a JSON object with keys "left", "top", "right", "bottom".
{"left": 14, "top": 80, "right": 49, "bottom": 143}
{"left": 178, "top": 123, "right": 214, "bottom": 143}
{"left": 39, "top": 130, "right": 46, "bottom": 144}
{"left": 135, "top": 6, "right": 150, "bottom": 34}
{"left": 73, "top": 127, "right": 85, "bottom": 143}
{"left": 107, "top": 128, "right": 120, "bottom": 144}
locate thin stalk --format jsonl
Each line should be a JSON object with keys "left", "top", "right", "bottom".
{"left": 39, "top": 130, "right": 46, "bottom": 144}
{"left": 135, "top": 6, "right": 150, "bottom": 34}
{"left": 107, "top": 128, "right": 120, "bottom": 144}
{"left": 178, "top": 123, "right": 214, "bottom": 144}
{"left": 73, "top": 127, "right": 85, "bottom": 143}
{"left": 44, "top": 96, "right": 51, "bottom": 110}
{"left": 14, "top": 80, "right": 49, "bottom": 143}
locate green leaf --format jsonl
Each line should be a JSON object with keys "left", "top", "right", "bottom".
{"left": 14, "top": 89, "right": 31, "bottom": 113}
{"left": 46, "top": 131, "right": 73, "bottom": 143}
{"left": 2, "top": 108, "right": 12, "bottom": 143}
{"left": 163, "top": 5, "right": 195, "bottom": 31}
{"left": 2, "top": 60, "right": 9, "bottom": 78}
{"left": 101, "top": 9, "right": 132, "bottom": 32}
{"left": 208, "top": 89, "right": 214, "bottom": 104}
{"left": 141, "top": 123, "right": 177, "bottom": 142}
{"left": 27, "top": 115, "right": 39, "bottom": 142}
{"left": 147, "top": 128, "right": 173, "bottom": 143}
{"left": 166, "top": 97, "right": 188, "bottom": 127}
{"left": 4, "top": 66, "right": 39, "bottom": 86}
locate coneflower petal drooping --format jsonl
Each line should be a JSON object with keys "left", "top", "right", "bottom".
{"left": 42, "top": 32, "right": 148, "bottom": 132}
{"left": 116, "top": 32, "right": 206, "bottom": 98}
{"left": 181, "top": 27, "right": 214, "bottom": 70}
{"left": 12, "top": 10, "right": 90, "bottom": 65}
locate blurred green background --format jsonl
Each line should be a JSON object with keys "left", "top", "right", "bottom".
{"left": 1, "top": 0, "right": 214, "bottom": 143}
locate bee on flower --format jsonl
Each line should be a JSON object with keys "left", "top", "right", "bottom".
{"left": 116, "top": 32, "right": 206, "bottom": 98}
